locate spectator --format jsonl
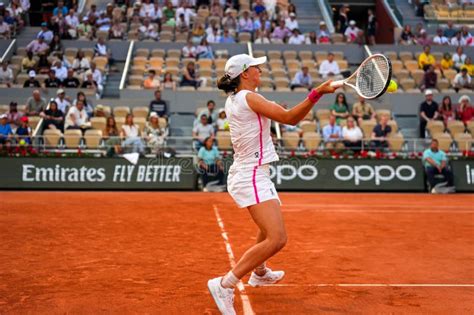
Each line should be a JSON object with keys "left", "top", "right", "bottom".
{"left": 421, "top": 65, "right": 437, "bottom": 91}
{"left": 443, "top": 21, "right": 457, "bottom": 39}
{"left": 352, "top": 96, "right": 376, "bottom": 125}
{"left": 460, "top": 57, "right": 473, "bottom": 76}
{"left": 139, "top": 18, "right": 159, "bottom": 40}
{"left": 290, "top": 66, "right": 312, "bottom": 90}
{"left": 0, "top": 114, "right": 13, "bottom": 148}
{"left": 193, "top": 114, "right": 214, "bottom": 149}
{"left": 450, "top": 31, "right": 466, "bottom": 46}
{"left": 438, "top": 95, "right": 455, "bottom": 127}
{"left": 140, "top": 0, "right": 158, "bottom": 20}
{"left": 176, "top": 13, "right": 190, "bottom": 33}
{"left": 216, "top": 108, "right": 229, "bottom": 131}
{"left": 222, "top": 8, "right": 237, "bottom": 34}
{"left": 220, "top": 28, "right": 236, "bottom": 43}
{"left": 65, "top": 9, "right": 79, "bottom": 38}
{"left": 319, "top": 52, "right": 342, "bottom": 79}
{"left": 78, "top": 17, "right": 94, "bottom": 40}
{"left": 0, "top": 61, "right": 13, "bottom": 87}
{"left": 15, "top": 116, "right": 32, "bottom": 144}
{"left": 317, "top": 21, "right": 331, "bottom": 43}
{"left": 418, "top": 45, "right": 435, "bottom": 71}
{"left": 81, "top": 72, "right": 100, "bottom": 95}
{"left": 253, "top": 0, "right": 266, "bottom": 15}
{"left": 142, "top": 69, "right": 160, "bottom": 90}
{"left": 175, "top": 2, "right": 196, "bottom": 27}
{"left": 162, "top": 72, "right": 176, "bottom": 90}
{"left": 322, "top": 115, "right": 344, "bottom": 151}
{"left": 36, "top": 53, "right": 51, "bottom": 74}
{"left": 336, "top": 4, "right": 349, "bottom": 34}
{"left": 89, "top": 62, "right": 103, "bottom": 88}
{"left": 416, "top": 29, "right": 431, "bottom": 46}
{"left": 207, "top": 28, "right": 221, "bottom": 44}
{"left": 342, "top": 116, "right": 363, "bottom": 151}
{"left": 238, "top": 10, "right": 253, "bottom": 34}
{"left": 198, "top": 100, "right": 218, "bottom": 126}
{"left": 285, "top": 12, "right": 298, "bottom": 31}
{"left": 439, "top": 52, "right": 453, "bottom": 72}
{"left": 103, "top": 116, "right": 121, "bottom": 156}
{"left": 330, "top": 92, "right": 350, "bottom": 124}
{"left": 49, "top": 35, "right": 63, "bottom": 53}
{"left": 399, "top": 24, "right": 415, "bottom": 45}
{"left": 121, "top": 113, "right": 145, "bottom": 154}
{"left": 37, "top": 22, "right": 53, "bottom": 43}
{"left": 163, "top": 1, "right": 175, "bottom": 22}
{"left": 55, "top": 88, "right": 71, "bottom": 113}
{"left": 40, "top": 100, "right": 64, "bottom": 131}
{"left": 51, "top": 60, "right": 68, "bottom": 82}
{"left": 53, "top": 0, "right": 68, "bottom": 16}
{"left": 26, "top": 36, "right": 49, "bottom": 55}
{"left": 65, "top": 100, "right": 90, "bottom": 132}
{"left": 456, "top": 95, "right": 473, "bottom": 125}
{"left": 206, "top": 19, "right": 221, "bottom": 38}
{"left": 182, "top": 40, "right": 197, "bottom": 58}
{"left": 0, "top": 16, "right": 10, "bottom": 39}
{"left": 144, "top": 112, "right": 167, "bottom": 155}
{"left": 62, "top": 68, "right": 80, "bottom": 88}
{"left": 181, "top": 61, "right": 205, "bottom": 89}
{"left": 74, "top": 92, "right": 93, "bottom": 117}
{"left": 344, "top": 20, "right": 360, "bottom": 43}
{"left": 93, "top": 104, "right": 107, "bottom": 118}
{"left": 23, "top": 70, "right": 41, "bottom": 88}
{"left": 96, "top": 11, "right": 112, "bottom": 33}
{"left": 423, "top": 139, "right": 454, "bottom": 193}
{"left": 461, "top": 25, "right": 472, "bottom": 43}
{"left": 370, "top": 114, "right": 391, "bottom": 151}
{"left": 453, "top": 68, "right": 472, "bottom": 92}
{"left": 44, "top": 70, "right": 61, "bottom": 88}
{"left": 254, "top": 29, "right": 271, "bottom": 43}
{"left": 22, "top": 51, "right": 37, "bottom": 72}
{"left": 452, "top": 46, "right": 466, "bottom": 71}
{"left": 72, "top": 50, "right": 91, "bottom": 74}
{"left": 288, "top": 28, "right": 305, "bottom": 44}
{"left": 419, "top": 89, "right": 439, "bottom": 138}
{"left": 198, "top": 136, "right": 224, "bottom": 190}
{"left": 271, "top": 19, "right": 290, "bottom": 42}
{"left": 196, "top": 38, "right": 214, "bottom": 59}
{"left": 26, "top": 90, "right": 46, "bottom": 116}
{"left": 305, "top": 31, "right": 317, "bottom": 44}
{"left": 94, "top": 37, "right": 112, "bottom": 60}
{"left": 433, "top": 28, "right": 449, "bottom": 45}
{"left": 149, "top": 90, "right": 168, "bottom": 118}
{"left": 367, "top": 9, "right": 377, "bottom": 45}
{"left": 109, "top": 19, "right": 124, "bottom": 40}
{"left": 6, "top": 102, "right": 22, "bottom": 127}
{"left": 191, "top": 22, "right": 206, "bottom": 44}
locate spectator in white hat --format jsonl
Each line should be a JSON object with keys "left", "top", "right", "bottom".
{"left": 23, "top": 70, "right": 41, "bottom": 88}
{"left": 419, "top": 89, "right": 439, "bottom": 138}
{"left": 317, "top": 21, "right": 331, "bottom": 43}
{"left": 344, "top": 20, "right": 360, "bottom": 43}
{"left": 456, "top": 95, "right": 473, "bottom": 125}
{"left": 55, "top": 88, "right": 71, "bottom": 113}
{"left": 285, "top": 12, "right": 299, "bottom": 31}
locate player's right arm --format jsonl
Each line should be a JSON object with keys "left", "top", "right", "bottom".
{"left": 246, "top": 80, "right": 336, "bottom": 126}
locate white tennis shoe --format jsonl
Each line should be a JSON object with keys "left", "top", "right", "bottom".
{"left": 207, "top": 277, "right": 236, "bottom": 315}
{"left": 248, "top": 268, "right": 285, "bottom": 287}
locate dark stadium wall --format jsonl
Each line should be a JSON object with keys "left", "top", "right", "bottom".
{"left": 375, "top": 0, "right": 396, "bottom": 44}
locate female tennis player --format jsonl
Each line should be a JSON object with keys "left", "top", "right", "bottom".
{"left": 208, "top": 54, "right": 336, "bottom": 314}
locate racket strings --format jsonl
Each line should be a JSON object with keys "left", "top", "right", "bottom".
{"left": 356, "top": 56, "right": 390, "bottom": 99}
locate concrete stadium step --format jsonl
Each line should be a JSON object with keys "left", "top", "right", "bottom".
{"left": 290, "top": 0, "right": 324, "bottom": 33}
{"left": 102, "top": 62, "right": 125, "bottom": 99}
{"left": 393, "top": 0, "right": 425, "bottom": 27}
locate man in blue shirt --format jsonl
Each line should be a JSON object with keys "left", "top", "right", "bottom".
{"left": 423, "top": 139, "right": 454, "bottom": 191}
{"left": 0, "top": 114, "right": 13, "bottom": 147}
{"left": 290, "top": 66, "right": 313, "bottom": 91}
{"left": 322, "top": 115, "right": 344, "bottom": 151}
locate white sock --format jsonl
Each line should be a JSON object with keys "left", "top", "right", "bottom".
{"left": 221, "top": 271, "right": 239, "bottom": 289}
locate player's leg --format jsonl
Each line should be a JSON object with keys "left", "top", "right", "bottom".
{"left": 253, "top": 230, "right": 267, "bottom": 276}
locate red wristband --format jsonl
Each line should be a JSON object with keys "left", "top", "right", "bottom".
{"left": 308, "top": 90, "right": 322, "bottom": 103}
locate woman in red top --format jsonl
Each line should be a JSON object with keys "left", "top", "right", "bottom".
{"left": 456, "top": 95, "right": 474, "bottom": 125}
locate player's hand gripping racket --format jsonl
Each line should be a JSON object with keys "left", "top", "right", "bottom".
{"left": 330, "top": 54, "right": 392, "bottom": 100}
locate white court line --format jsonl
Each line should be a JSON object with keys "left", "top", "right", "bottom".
{"left": 213, "top": 205, "right": 255, "bottom": 315}
{"left": 244, "top": 283, "right": 474, "bottom": 288}
{"left": 282, "top": 204, "right": 474, "bottom": 214}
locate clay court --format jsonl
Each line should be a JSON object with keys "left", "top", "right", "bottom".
{"left": 0, "top": 192, "right": 473, "bottom": 314}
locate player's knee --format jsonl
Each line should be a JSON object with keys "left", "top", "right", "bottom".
{"left": 269, "top": 231, "right": 287, "bottom": 252}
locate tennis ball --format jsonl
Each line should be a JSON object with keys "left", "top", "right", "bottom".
{"left": 19, "top": 139, "right": 26, "bottom": 146}
{"left": 223, "top": 121, "right": 230, "bottom": 131}
{"left": 387, "top": 80, "right": 398, "bottom": 93}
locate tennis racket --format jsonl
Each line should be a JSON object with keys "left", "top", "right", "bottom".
{"left": 330, "top": 54, "right": 392, "bottom": 100}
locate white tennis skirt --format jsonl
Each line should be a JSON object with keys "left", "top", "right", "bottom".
{"left": 227, "top": 164, "right": 281, "bottom": 208}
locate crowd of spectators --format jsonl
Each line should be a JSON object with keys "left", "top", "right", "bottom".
{"left": 399, "top": 22, "right": 473, "bottom": 47}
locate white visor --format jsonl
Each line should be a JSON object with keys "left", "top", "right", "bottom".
{"left": 224, "top": 54, "right": 267, "bottom": 79}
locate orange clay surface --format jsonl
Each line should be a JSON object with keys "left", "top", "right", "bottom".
{"left": 0, "top": 192, "right": 473, "bottom": 314}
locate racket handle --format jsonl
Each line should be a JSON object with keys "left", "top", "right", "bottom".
{"left": 330, "top": 80, "right": 344, "bottom": 88}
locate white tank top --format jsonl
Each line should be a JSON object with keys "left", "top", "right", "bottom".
{"left": 225, "top": 90, "right": 279, "bottom": 168}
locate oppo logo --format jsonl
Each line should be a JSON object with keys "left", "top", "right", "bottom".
{"left": 269, "top": 165, "right": 318, "bottom": 184}
{"left": 334, "top": 165, "right": 416, "bottom": 185}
